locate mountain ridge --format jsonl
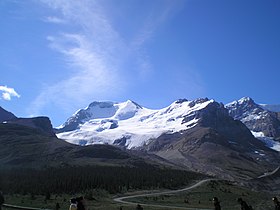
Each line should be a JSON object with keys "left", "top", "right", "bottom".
{"left": 226, "top": 97, "right": 280, "bottom": 145}
{"left": 57, "top": 97, "right": 280, "bottom": 149}
{"left": 56, "top": 98, "right": 214, "bottom": 148}
{"left": 145, "top": 100, "right": 278, "bottom": 180}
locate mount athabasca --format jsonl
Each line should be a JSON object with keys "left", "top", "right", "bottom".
{"left": 56, "top": 99, "right": 215, "bottom": 148}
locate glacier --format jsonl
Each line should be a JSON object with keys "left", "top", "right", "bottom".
{"left": 57, "top": 99, "right": 213, "bottom": 149}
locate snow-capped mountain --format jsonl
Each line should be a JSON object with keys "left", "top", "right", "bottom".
{"left": 57, "top": 97, "right": 280, "bottom": 180}
{"left": 226, "top": 97, "right": 280, "bottom": 150}
{"left": 146, "top": 100, "right": 279, "bottom": 180}
{"left": 56, "top": 98, "right": 214, "bottom": 148}
{"left": 1, "top": 98, "right": 278, "bottom": 182}
{"left": 56, "top": 100, "right": 143, "bottom": 133}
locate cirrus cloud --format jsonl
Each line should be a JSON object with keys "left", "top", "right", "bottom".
{"left": 31, "top": 0, "right": 186, "bottom": 116}
{"left": 44, "top": 16, "right": 66, "bottom": 24}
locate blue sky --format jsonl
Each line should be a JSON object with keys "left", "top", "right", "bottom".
{"left": 1, "top": 0, "right": 279, "bottom": 126}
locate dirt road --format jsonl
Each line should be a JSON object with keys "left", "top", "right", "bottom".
{"left": 113, "top": 179, "right": 215, "bottom": 209}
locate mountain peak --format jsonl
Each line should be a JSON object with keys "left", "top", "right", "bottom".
{"left": 238, "top": 97, "right": 255, "bottom": 104}
{"left": 230, "top": 96, "right": 254, "bottom": 104}
{"left": 87, "top": 100, "right": 142, "bottom": 109}
{"left": 56, "top": 100, "right": 143, "bottom": 132}
{"left": 175, "top": 98, "right": 188, "bottom": 104}
{"left": 226, "top": 97, "right": 258, "bottom": 109}
{"left": 174, "top": 98, "right": 211, "bottom": 106}
{"left": 226, "top": 97, "right": 261, "bottom": 115}
{"left": 226, "top": 97, "right": 280, "bottom": 142}
{"left": 126, "top": 100, "right": 143, "bottom": 109}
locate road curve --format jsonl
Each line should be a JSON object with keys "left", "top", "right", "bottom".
{"left": 3, "top": 204, "right": 51, "bottom": 210}
{"left": 113, "top": 178, "right": 215, "bottom": 210}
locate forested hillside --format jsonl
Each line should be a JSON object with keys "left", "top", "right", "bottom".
{"left": 0, "top": 165, "right": 204, "bottom": 195}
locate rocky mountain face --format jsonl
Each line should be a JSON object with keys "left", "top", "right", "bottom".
{"left": 149, "top": 101, "right": 266, "bottom": 151}
{"left": 0, "top": 106, "right": 17, "bottom": 122}
{"left": 146, "top": 101, "right": 279, "bottom": 180}
{"left": 226, "top": 97, "right": 280, "bottom": 142}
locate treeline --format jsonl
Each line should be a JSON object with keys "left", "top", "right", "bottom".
{"left": 0, "top": 164, "right": 203, "bottom": 195}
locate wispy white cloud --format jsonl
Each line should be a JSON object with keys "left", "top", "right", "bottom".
{"left": 31, "top": 0, "right": 125, "bottom": 115}
{"left": 44, "top": 16, "right": 66, "bottom": 24}
{"left": 0, "top": 85, "right": 20, "bottom": 101}
{"left": 130, "top": 0, "right": 184, "bottom": 78}
{"left": 31, "top": 0, "right": 184, "bottom": 116}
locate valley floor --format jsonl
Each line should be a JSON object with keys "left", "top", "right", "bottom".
{"left": 2, "top": 179, "right": 277, "bottom": 210}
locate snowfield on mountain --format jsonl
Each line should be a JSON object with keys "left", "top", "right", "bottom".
{"left": 57, "top": 99, "right": 213, "bottom": 148}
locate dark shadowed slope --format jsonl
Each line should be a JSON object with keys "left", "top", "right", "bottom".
{"left": 0, "top": 123, "right": 140, "bottom": 169}
{"left": 0, "top": 106, "right": 17, "bottom": 122}
{"left": 146, "top": 100, "right": 280, "bottom": 180}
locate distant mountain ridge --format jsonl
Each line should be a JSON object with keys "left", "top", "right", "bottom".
{"left": 260, "top": 104, "right": 280, "bottom": 112}
{"left": 226, "top": 97, "right": 280, "bottom": 144}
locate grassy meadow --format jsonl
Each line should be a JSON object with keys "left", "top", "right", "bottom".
{"left": 2, "top": 180, "right": 278, "bottom": 210}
